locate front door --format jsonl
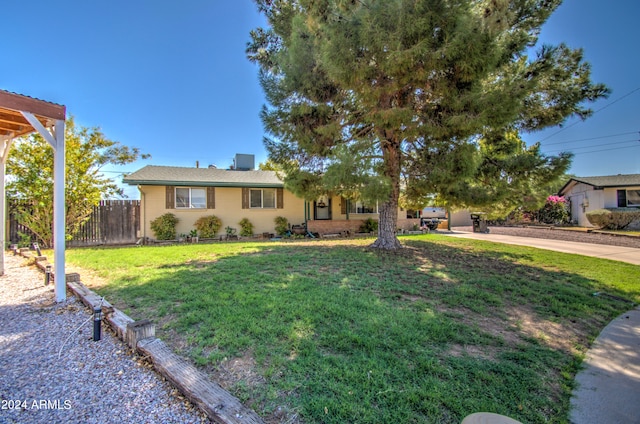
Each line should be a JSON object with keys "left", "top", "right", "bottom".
{"left": 314, "top": 196, "right": 331, "bottom": 220}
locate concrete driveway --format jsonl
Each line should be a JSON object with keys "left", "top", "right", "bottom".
{"left": 441, "top": 229, "right": 640, "bottom": 424}
{"left": 441, "top": 230, "right": 640, "bottom": 265}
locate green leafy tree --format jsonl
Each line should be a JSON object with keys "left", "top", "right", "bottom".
{"left": 248, "top": 0, "right": 608, "bottom": 249}
{"left": 426, "top": 130, "right": 573, "bottom": 219}
{"left": 7, "top": 117, "right": 150, "bottom": 247}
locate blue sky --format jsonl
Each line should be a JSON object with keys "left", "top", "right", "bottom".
{"left": 3, "top": 0, "right": 639, "bottom": 199}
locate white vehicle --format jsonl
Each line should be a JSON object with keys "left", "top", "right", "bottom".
{"left": 420, "top": 207, "right": 447, "bottom": 230}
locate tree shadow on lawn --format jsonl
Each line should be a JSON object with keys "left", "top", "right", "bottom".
{"left": 84, "top": 238, "right": 638, "bottom": 424}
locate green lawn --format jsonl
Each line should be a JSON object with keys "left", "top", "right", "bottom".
{"left": 66, "top": 235, "right": 640, "bottom": 423}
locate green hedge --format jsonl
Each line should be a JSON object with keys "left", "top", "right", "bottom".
{"left": 586, "top": 208, "right": 640, "bottom": 230}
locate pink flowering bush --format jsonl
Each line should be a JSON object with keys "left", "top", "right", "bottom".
{"left": 538, "top": 195, "right": 570, "bottom": 224}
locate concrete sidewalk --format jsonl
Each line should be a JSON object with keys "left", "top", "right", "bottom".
{"left": 570, "top": 307, "right": 640, "bottom": 424}
{"left": 441, "top": 230, "right": 640, "bottom": 423}
{"left": 442, "top": 230, "right": 640, "bottom": 265}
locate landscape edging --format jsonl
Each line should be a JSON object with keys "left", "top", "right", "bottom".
{"left": 14, "top": 247, "right": 264, "bottom": 424}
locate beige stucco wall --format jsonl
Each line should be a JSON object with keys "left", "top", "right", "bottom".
{"left": 139, "top": 187, "right": 429, "bottom": 239}
{"left": 138, "top": 185, "right": 306, "bottom": 238}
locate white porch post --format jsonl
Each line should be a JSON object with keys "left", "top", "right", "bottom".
{"left": 53, "top": 119, "right": 66, "bottom": 302}
{"left": 22, "top": 113, "right": 66, "bottom": 302}
{"left": 0, "top": 139, "right": 12, "bottom": 276}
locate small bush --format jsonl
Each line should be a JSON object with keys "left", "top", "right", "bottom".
{"left": 586, "top": 208, "right": 640, "bottom": 230}
{"left": 359, "top": 217, "right": 378, "bottom": 233}
{"left": 274, "top": 216, "right": 289, "bottom": 235}
{"left": 150, "top": 213, "right": 179, "bottom": 240}
{"left": 238, "top": 218, "right": 254, "bottom": 237}
{"left": 195, "top": 215, "right": 222, "bottom": 238}
{"left": 538, "top": 195, "right": 570, "bottom": 225}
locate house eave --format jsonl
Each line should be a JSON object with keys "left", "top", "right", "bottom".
{"left": 123, "top": 179, "right": 283, "bottom": 188}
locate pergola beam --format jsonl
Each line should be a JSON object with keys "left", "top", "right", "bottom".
{"left": 0, "top": 89, "right": 67, "bottom": 302}
{"left": 0, "top": 90, "right": 66, "bottom": 120}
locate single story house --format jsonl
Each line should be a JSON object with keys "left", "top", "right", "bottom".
{"left": 558, "top": 174, "right": 640, "bottom": 227}
{"left": 123, "top": 156, "right": 420, "bottom": 240}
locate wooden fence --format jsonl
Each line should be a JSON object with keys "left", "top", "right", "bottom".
{"left": 8, "top": 200, "right": 140, "bottom": 247}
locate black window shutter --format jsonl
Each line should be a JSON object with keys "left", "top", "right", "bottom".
{"left": 617, "top": 190, "right": 627, "bottom": 207}
{"left": 277, "top": 188, "right": 284, "bottom": 209}
{"left": 207, "top": 187, "right": 215, "bottom": 209}
{"left": 242, "top": 188, "right": 249, "bottom": 209}
{"left": 166, "top": 186, "right": 175, "bottom": 209}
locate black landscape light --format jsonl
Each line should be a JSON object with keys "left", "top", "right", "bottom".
{"left": 93, "top": 307, "right": 102, "bottom": 341}
{"left": 45, "top": 265, "right": 52, "bottom": 285}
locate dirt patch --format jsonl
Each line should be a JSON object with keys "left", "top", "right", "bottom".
{"left": 447, "top": 343, "right": 503, "bottom": 360}
{"left": 211, "top": 350, "right": 265, "bottom": 390}
{"left": 507, "top": 306, "right": 592, "bottom": 355}
{"left": 65, "top": 264, "right": 110, "bottom": 290}
{"left": 440, "top": 303, "right": 592, "bottom": 357}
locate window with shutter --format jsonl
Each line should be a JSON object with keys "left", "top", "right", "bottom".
{"left": 246, "top": 188, "right": 278, "bottom": 208}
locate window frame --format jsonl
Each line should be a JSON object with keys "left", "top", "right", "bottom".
{"left": 249, "top": 188, "right": 277, "bottom": 209}
{"left": 175, "top": 187, "right": 207, "bottom": 209}
{"left": 348, "top": 200, "right": 378, "bottom": 214}
{"left": 626, "top": 189, "right": 640, "bottom": 207}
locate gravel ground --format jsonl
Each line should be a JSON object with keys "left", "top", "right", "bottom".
{"left": 0, "top": 254, "right": 210, "bottom": 424}
{"left": 452, "top": 226, "right": 640, "bottom": 249}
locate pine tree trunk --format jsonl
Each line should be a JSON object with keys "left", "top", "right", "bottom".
{"left": 370, "top": 134, "right": 402, "bottom": 250}
{"left": 370, "top": 200, "right": 402, "bottom": 249}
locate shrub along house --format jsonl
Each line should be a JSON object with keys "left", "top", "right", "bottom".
{"left": 558, "top": 174, "right": 640, "bottom": 227}
{"left": 123, "top": 154, "right": 419, "bottom": 240}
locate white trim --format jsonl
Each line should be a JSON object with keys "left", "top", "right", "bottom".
{"left": 21, "top": 112, "right": 57, "bottom": 149}
{"left": 175, "top": 187, "right": 207, "bottom": 209}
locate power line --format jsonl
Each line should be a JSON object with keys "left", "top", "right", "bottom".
{"left": 542, "top": 131, "right": 639, "bottom": 146}
{"left": 544, "top": 139, "right": 640, "bottom": 154}
{"left": 538, "top": 86, "right": 640, "bottom": 143}
{"left": 572, "top": 144, "right": 640, "bottom": 156}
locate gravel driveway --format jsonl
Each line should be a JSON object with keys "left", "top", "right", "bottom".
{"left": 0, "top": 254, "right": 210, "bottom": 424}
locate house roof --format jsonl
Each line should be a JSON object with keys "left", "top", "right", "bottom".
{"left": 559, "top": 174, "right": 640, "bottom": 195}
{"left": 123, "top": 165, "right": 284, "bottom": 188}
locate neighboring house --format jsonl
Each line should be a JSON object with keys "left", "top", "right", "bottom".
{"left": 558, "top": 174, "right": 640, "bottom": 227}
{"left": 123, "top": 156, "right": 419, "bottom": 240}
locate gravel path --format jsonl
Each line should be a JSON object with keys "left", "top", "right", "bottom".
{"left": 0, "top": 254, "right": 210, "bottom": 424}
{"left": 452, "top": 226, "right": 640, "bottom": 249}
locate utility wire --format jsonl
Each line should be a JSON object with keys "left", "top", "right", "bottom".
{"left": 538, "top": 86, "right": 640, "bottom": 143}
{"left": 544, "top": 139, "right": 640, "bottom": 154}
{"left": 572, "top": 144, "right": 640, "bottom": 156}
{"left": 542, "top": 131, "right": 639, "bottom": 146}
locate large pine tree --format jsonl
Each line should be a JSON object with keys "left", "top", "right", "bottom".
{"left": 248, "top": 0, "right": 608, "bottom": 249}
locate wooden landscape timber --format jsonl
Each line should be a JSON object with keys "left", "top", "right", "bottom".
{"left": 16, "top": 249, "right": 265, "bottom": 424}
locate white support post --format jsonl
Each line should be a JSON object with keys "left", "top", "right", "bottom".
{"left": 0, "top": 139, "right": 13, "bottom": 276}
{"left": 20, "top": 113, "right": 66, "bottom": 301}
{"left": 53, "top": 120, "right": 66, "bottom": 302}
{"left": 0, "top": 158, "right": 4, "bottom": 277}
